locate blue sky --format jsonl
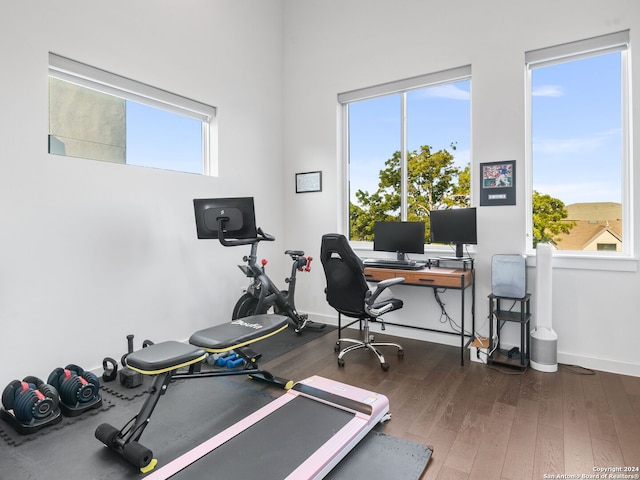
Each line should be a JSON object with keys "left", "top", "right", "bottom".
{"left": 348, "top": 80, "right": 471, "bottom": 205}
{"left": 531, "top": 52, "right": 621, "bottom": 205}
{"left": 348, "top": 51, "right": 622, "bottom": 208}
{"left": 126, "top": 101, "right": 202, "bottom": 174}
{"left": 123, "top": 51, "right": 622, "bottom": 211}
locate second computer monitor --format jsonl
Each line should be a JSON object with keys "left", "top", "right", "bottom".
{"left": 429, "top": 207, "right": 477, "bottom": 258}
{"left": 373, "top": 221, "right": 425, "bottom": 261}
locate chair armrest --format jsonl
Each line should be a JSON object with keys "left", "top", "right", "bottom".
{"left": 368, "top": 277, "right": 405, "bottom": 305}
{"left": 378, "top": 277, "right": 405, "bottom": 289}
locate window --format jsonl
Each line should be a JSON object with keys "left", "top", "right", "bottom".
{"left": 526, "top": 31, "right": 630, "bottom": 255}
{"left": 339, "top": 66, "right": 471, "bottom": 245}
{"left": 48, "top": 53, "right": 217, "bottom": 175}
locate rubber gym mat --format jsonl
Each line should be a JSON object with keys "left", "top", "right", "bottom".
{"left": 100, "top": 372, "right": 153, "bottom": 400}
{"left": 0, "top": 397, "right": 114, "bottom": 447}
{"left": 0, "top": 372, "right": 432, "bottom": 479}
{"left": 243, "top": 323, "right": 336, "bottom": 363}
{"left": 327, "top": 428, "right": 433, "bottom": 480}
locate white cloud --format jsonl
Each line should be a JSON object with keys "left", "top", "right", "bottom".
{"left": 534, "top": 129, "right": 619, "bottom": 155}
{"left": 535, "top": 181, "right": 621, "bottom": 205}
{"left": 421, "top": 84, "right": 470, "bottom": 101}
{"left": 532, "top": 85, "right": 564, "bottom": 97}
{"left": 534, "top": 136, "right": 603, "bottom": 155}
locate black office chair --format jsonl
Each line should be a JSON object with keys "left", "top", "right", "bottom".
{"left": 320, "top": 233, "right": 405, "bottom": 371}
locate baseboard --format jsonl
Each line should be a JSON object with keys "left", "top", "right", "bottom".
{"left": 557, "top": 352, "right": 640, "bottom": 377}
{"left": 308, "top": 313, "right": 640, "bottom": 377}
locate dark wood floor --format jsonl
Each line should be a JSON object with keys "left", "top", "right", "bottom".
{"left": 264, "top": 329, "right": 640, "bottom": 480}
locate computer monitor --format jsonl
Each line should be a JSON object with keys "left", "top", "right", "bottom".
{"left": 193, "top": 197, "right": 257, "bottom": 240}
{"left": 373, "top": 221, "right": 425, "bottom": 261}
{"left": 429, "top": 207, "right": 477, "bottom": 258}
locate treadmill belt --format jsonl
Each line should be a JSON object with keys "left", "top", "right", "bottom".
{"left": 167, "top": 395, "right": 355, "bottom": 479}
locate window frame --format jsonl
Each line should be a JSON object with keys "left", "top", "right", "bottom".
{"left": 338, "top": 65, "right": 472, "bottom": 250}
{"left": 48, "top": 52, "right": 218, "bottom": 175}
{"left": 524, "top": 31, "right": 633, "bottom": 265}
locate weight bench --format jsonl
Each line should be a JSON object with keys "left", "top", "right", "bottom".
{"left": 95, "top": 314, "right": 292, "bottom": 473}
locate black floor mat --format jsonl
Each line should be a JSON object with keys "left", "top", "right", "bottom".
{"left": 328, "top": 428, "right": 432, "bottom": 480}
{"left": 0, "top": 323, "right": 430, "bottom": 480}
{"left": 0, "top": 397, "right": 114, "bottom": 447}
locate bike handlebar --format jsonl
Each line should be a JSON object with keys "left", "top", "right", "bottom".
{"left": 258, "top": 227, "right": 276, "bottom": 242}
{"left": 217, "top": 221, "right": 275, "bottom": 247}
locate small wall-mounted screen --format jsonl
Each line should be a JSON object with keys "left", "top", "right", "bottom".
{"left": 193, "top": 197, "right": 257, "bottom": 240}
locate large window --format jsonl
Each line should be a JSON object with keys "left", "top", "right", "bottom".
{"left": 526, "top": 31, "right": 630, "bottom": 255}
{"left": 339, "top": 66, "right": 471, "bottom": 245}
{"left": 48, "top": 53, "right": 217, "bottom": 175}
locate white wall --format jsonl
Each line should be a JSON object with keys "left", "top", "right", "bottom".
{"left": 0, "top": 0, "right": 286, "bottom": 388}
{"left": 282, "top": 0, "right": 640, "bottom": 376}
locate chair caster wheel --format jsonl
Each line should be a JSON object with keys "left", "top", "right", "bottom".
{"left": 337, "top": 358, "right": 345, "bottom": 367}
{"left": 398, "top": 349, "right": 404, "bottom": 358}
{"left": 334, "top": 343, "right": 340, "bottom": 352}
{"left": 381, "top": 363, "right": 390, "bottom": 371}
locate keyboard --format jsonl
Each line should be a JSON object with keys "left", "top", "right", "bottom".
{"left": 362, "top": 259, "right": 426, "bottom": 270}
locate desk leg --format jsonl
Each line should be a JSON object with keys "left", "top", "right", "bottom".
{"left": 460, "top": 275, "right": 465, "bottom": 366}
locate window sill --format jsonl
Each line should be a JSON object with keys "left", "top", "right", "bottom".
{"left": 351, "top": 241, "right": 637, "bottom": 272}
{"left": 525, "top": 252, "right": 638, "bottom": 272}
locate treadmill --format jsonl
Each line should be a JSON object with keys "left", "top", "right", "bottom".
{"left": 143, "top": 375, "right": 390, "bottom": 479}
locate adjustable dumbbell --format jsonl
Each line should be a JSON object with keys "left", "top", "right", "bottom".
{"left": 47, "top": 364, "right": 101, "bottom": 408}
{"left": 2, "top": 376, "right": 59, "bottom": 423}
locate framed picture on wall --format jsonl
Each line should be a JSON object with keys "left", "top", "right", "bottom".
{"left": 480, "top": 160, "right": 516, "bottom": 206}
{"left": 296, "top": 171, "right": 322, "bottom": 193}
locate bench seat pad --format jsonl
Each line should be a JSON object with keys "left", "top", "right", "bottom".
{"left": 189, "top": 314, "right": 289, "bottom": 352}
{"left": 126, "top": 341, "right": 206, "bottom": 374}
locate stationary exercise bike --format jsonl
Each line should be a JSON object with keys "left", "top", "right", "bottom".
{"left": 194, "top": 197, "right": 324, "bottom": 334}
{"left": 229, "top": 229, "right": 319, "bottom": 333}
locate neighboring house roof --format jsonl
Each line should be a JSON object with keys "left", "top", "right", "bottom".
{"left": 553, "top": 202, "right": 622, "bottom": 250}
{"left": 565, "top": 202, "right": 621, "bottom": 221}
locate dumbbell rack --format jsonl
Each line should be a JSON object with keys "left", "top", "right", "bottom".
{"left": 0, "top": 405, "right": 62, "bottom": 435}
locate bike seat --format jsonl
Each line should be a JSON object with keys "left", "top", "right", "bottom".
{"left": 285, "top": 250, "right": 305, "bottom": 257}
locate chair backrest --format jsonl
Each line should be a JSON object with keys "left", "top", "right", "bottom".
{"left": 320, "top": 233, "right": 370, "bottom": 318}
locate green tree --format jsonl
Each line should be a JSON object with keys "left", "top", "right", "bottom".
{"left": 532, "top": 190, "right": 575, "bottom": 247}
{"left": 350, "top": 144, "right": 469, "bottom": 241}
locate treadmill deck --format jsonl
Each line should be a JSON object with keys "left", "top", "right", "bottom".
{"left": 144, "top": 375, "right": 390, "bottom": 479}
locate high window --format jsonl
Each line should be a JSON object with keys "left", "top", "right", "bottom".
{"left": 48, "top": 53, "right": 217, "bottom": 175}
{"left": 526, "top": 31, "right": 630, "bottom": 255}
{"left": 339, "top": 66, "right": 471, "bottom": 246}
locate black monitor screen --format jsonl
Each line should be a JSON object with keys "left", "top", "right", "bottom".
{"left": 429, "top": 207, "right": 477, "bottom": 257}
{"left": 193, "top": 197, "right": 257, "bottom": 240}
{"left": 373, "top": 221, "right": 425, "bottom": 260}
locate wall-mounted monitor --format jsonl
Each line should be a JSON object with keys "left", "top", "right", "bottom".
{"left": 193, "top": 197, "right": 257, "bottom": 240}
{"left": 429, "top": 207, "right": 477, "bottom": 258}
{"left": 373, "top": 221, "right": 425, "bottom": 261}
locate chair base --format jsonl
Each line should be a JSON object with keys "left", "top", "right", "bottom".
{"left": 335, "top": 324, "right": 403, "bottom": 371}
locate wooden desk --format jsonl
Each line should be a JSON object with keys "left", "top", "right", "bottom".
{"left": 364, "top": 265, "right": 475, "bottom": 365}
